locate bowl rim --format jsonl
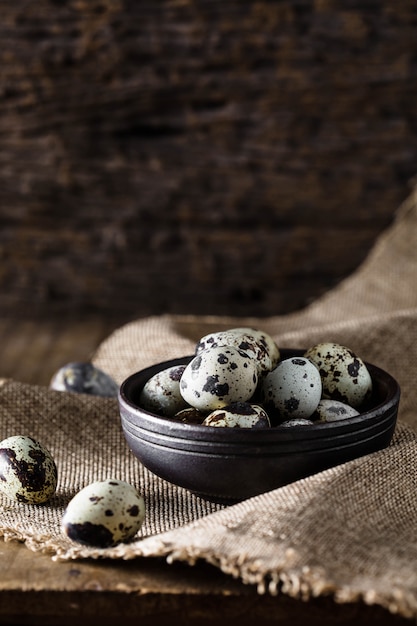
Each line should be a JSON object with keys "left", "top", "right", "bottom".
{"left": 118, "top": 350, "right": 401, "bottom": 443}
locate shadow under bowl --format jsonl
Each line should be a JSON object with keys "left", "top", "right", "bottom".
{"left": 118, "top": 349, "right": 400, "bottom": 503}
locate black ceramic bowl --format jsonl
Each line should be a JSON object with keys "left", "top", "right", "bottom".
{"left": 118, "top": 350, "right": 400, "bottom": 503}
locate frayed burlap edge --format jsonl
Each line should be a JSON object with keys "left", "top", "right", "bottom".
{"left": 2, "top": 527, "right": 415, "bottom": 619}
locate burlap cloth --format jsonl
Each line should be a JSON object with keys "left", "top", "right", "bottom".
{"left": 1, "top": 189, "right": 417, "bottom": 619}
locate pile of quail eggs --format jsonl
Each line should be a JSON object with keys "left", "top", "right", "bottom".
{"left": 139, "top": 327, "right": 373, "bottom": 428}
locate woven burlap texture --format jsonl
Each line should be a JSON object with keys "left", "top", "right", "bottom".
{"left": 1, "top": 187, "right": 417, "bottom": 618}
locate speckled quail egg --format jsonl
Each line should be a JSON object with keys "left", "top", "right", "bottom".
{"left": 173, "top": 407, "right": 207, "bottom": 424}
{"left": 304, "top": 342, "right": 372, "bottom": 409}
{"left": 50, "top": 362, "right": 119, "bottom": 397}
{"left": 203, "top": 402, "right": 271, "bottom": 429}
{"left": 139, "top": 365, "right": 188, "bottom": 417}
{"left": 313, "top": 398, "right": 360, "bottom": 423}
{"left": 261, "top": 357, "right": 322, "bottom": 422}
{"left": 195, "top": 327, "right": 280, "bottom": 374}
{"left": 180, "top": 346, "right": 259, "bottom": 411}
{"left": 62, "top": 479, "right": 145, "bottom": 548}
{"left": 0, "top": 435, "right": 58, "bottom": 504}
{"left": 279, "top": 418, "right": 315, "bottom": 427}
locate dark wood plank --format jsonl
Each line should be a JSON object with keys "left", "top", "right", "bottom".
{"left": 0, "top": 540, "right": 412, "bottom": 626}
{"left": 0, "top": 1, "right": 414, "bottom": 320}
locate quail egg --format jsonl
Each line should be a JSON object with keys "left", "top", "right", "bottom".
{"left": 0, "top": 435, "right": 58, "bottom": 504}
{"left": 50, "top": 362, "right": 119, "bottom": 397}
{"left": 305, "top": 342, "right": 372, "bottom": 409}
{"left": 62, "top": 479, "right": 145, "bottom": 548}
{"left": 173, "top": 407, "right": 207, "bottom": 424}
{"left": 180, "top": 346, "right": 259, "bottom": 411}
{"left": 313, "top": 398, "right": 360, "bottom": 422}
{"left": 139, "top": 365, "right": 188, "bottom": 417}
{"left": 203, "top": 402, "right": 271, "bottom": 428}
{"left": 261, "top": 357, "right": 322, "bottom": 422}
{"left": 279, "top": 418, "right": 314, "bottom": 427}
{"left": 195, "top": 327, "right": 280, "bottom": 374}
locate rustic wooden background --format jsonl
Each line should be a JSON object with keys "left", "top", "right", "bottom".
{"left": 1, "top": 0, "right": 416, "bottom": 324}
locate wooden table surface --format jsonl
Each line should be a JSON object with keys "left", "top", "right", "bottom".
{"left": 0, "top": 316, "right": 412, "bottom": 626}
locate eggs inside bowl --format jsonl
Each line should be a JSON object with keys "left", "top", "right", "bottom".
{"left": 118, "top": 345, "right": 400, "bottom": 503}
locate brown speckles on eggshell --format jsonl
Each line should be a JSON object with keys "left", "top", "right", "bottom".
{"left": 65, "top": 521, "right": 115, "bottom": 548}
{"left": 305, "top": 342, "right": 372, "bottom": 409}
{"left": 0, "top": 436, "right": 57, "bottom": 505}
{"left": 173, "top": 407, "right": 206, "bottom": 424}
{"left": 62, "top": 479, "right": 146, "bottom": 548}
{"left": 284, "top": 397, "right": 300, "bottom": 413}
{"left": 139, "top": 365, "right": 189, "bottom": 417}
{"left": 180, "top": 346, "right": 259, "bottom": 411}
{"left": 203, "top": 402, "right": 271, "bottom": 428}
{"left": 169, "top": 366, "right": 186, "bottom": 382}
{"left": 261, "top": 357, "right": 322, "bottom": 420}
{"left": 195, "top": 327, "right": 280, "bottom": 374}
{"left": 127, "top": 504, "right": 140, "bottom": 517}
